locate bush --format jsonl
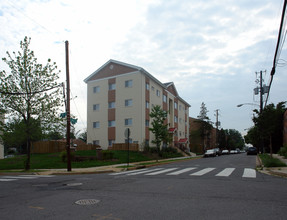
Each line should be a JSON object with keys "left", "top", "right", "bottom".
{"left": 60, "top": 151, "right": 75, "bottom": 162}
{"left": 278, "top": 145, "right": 287, "bottom": 158}
{"left": 259, "top": 154, "right": 287, "bottom": 167}
{"left": 102, "top": 150, "right": 114, "bottom": 160}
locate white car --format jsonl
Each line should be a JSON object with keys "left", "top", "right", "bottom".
{"left": 222, "top": 150, "right": 229, "bottom": 155}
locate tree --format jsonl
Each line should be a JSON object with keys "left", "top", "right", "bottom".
{"left": 225, "top": 129, "right": 244, "bottom": 150}
{"left": 149, "top": 105, "right": 170, "bottom": 153}
{"left": 0, "top": 37, "right": 62, "bottom": 170}
{"left": 251, "top": 102, "right": 286, "bottom": 155}
{"left": 197, "top": 102, "right": 212, "bottom": 150}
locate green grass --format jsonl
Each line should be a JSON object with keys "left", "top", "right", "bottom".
{"left": 259, "top": 154, "right": 287, "bottom": 168}
{"left": 0, "top": 150, "right": 182, "bottom": 170}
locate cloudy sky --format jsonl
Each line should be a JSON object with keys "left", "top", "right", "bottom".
{"left": 1, "top": 0, "right": 286, "bottom": 136}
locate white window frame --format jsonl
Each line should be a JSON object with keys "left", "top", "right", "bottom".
{"left": 146, "top": 101, "right": 149, "bottom": 109}
{"left": 108, "top": 101, "right": 115, "bottom": 109}
{"left": 93, "top": 140, "right": 100, "bottom": 145}
{"left": 163, "top": 94, "right": 167, "bottom": 103}
{"left": 125, "top": 99, "right": 133, "bottom": 107}
{"left": 156, "top": 90, "right": 160, "bottom": 97}
{"left": 125, "top": 118, "right": 133, "bottom": 126}
{"left": 146, "top": 83, "right": 149, "bottom": 90}
{"left": 93, "top": 104, "right": 100, "bottom": 111}
{"left": 174, "top": 102, "right": 178, "bottom": 109}
{"left": 125, "top": 80, "right": 133, "bottom": 88}
{"left": 93, "top": 121, "right": 100, "bottom": 128}
{"left": 109, "top": 83, "right": 116, "bottom": 90}
{"left": 93, "top": 86, "right": 100, "bottom": 93}
{"left": 108, "top": 120, "right": 116, "bottom": 127}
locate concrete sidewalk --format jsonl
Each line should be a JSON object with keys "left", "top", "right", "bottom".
{"left": 257, "top": 154, "right": 287, "bottom": 178}
{"left": 36, "top": 156, "right": 196, "bottom": 175}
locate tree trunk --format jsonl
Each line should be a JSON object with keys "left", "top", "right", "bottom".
{"left": 270, "top": 135, "right": 273, "bottom": 158}
{"left": 25, "top": 138, "right": 31, "bottom": 170}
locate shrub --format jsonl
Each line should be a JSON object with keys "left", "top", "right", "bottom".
{"left": 60, "top": 151, "right": 75, "bottom": 162}
{"left": 102, "top": 150, "right": 114, "bottom": 160}
{"left": 278, "top": 145, "right": 287, "bottom": 158}
{"left": 259, "top": 154, "right": 287, "bottom": 167}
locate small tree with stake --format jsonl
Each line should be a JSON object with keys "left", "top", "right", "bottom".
{"left": 149, "top": 105, "right": 170, "bottom": 156}
{"left": 0, "top": 37, "right": 62, "bottom": 170}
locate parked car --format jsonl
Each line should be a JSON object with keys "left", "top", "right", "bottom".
{"left": 221, "top": 150, "right": 229, "bottom": 155}
{"left": 214, "top": 148, "right": 222, "bottom": 156}
{"left": 247, "top": 147, "right": 257, "bottom": 155}
{"left": 230, "top": 150, "right": 236, "bottom": 154}
{"left": 204, "top": 149, "right": 216, "bottom": 157}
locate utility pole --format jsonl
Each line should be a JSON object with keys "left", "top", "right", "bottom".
{"left": 65, "top": 41, "right": 71, "bottom": 172}
{"left": 214, "top": 109, "right": 220, "bottom": 148}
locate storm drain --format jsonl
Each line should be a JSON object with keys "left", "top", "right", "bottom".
{"left": 75, "top": 199, "right": 100, "bottom": 205}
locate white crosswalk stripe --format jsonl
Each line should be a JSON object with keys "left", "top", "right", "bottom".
{"left": 167, "top": 167, "right": 196, "bottom": 175}
{"left": 110, "top": 167, "right": 257, "bottom": 179}
{"left": 190, "top": 168, "right": 215, "bottom": 176}
{"left": 0, "top": 175, "right": 55, "bottom": 182}
{"left": 216, "top": 168, "right": 236, "bottom": 177}
{"left": 242, "top": 168, "right": 256, "bottom": 178}
{"left": 127, "top": 168, "right": 164, "bottom": 176}
{"left": 145, "top": 168, "right": 178, "bottom": 176}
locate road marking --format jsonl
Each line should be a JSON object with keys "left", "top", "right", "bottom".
{"left": 216, "top": 168, "right": 235, "bottom": 177}
{"left": 0, "top": 178, "right": 17, "bottom": 182}
{"left": 127, "top": 168, "right": 164, "bottom": 176}
{"left": 2, "top": 176, "right": 38, "bottom": 179}
{"left": 145, "top": 168, "right": 178, "bottom": 175}
{"left": 110, "top": 169, "right": 148, "bottom": 175}
{"left": 242, "top": 168, "right": 256, "bottom": 178}
{"left": 190, "top": 168, "right": 215, "bottom": 176}
{"left": 166, "top": 167, "right": 197, "bottom": 175}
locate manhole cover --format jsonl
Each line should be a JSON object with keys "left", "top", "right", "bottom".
{"left": 75, "top": 199, "right": 100, "bottom": 205}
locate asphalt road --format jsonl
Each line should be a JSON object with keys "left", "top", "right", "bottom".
{"left": 1, "top": 153, "right": 287, "bottom": 220}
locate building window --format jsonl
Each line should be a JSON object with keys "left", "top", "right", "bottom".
{"left": 93, "top": 140, "right": 100, "bottom": 145}
{"left": 179, "top": 118, "right": 182, "bottom": 124}
{"left": 125, "top": 80, "right": 133, "bottom": 88}
{"left": 125, "top": 138, "right": 133, "bottom": 143}
{"left": 151, "top": 86, "right": 154, "bottom": 91}
{"left": 109, "top": 83, "right": 116, "bottom": 90}
{"left": 108, "top": 101, "right": 115, "bottom": 109}
{"left": 179, "top": 105, "right": 182, "bottom": 111}
{"left": 145, "top": 139, "right": 149, "bottom": 146}
{"left": 93, "top": 86, "right": 100, "bottom": 93}
{"left": 93, "top": 104, "right": 100, "bottom": 111}
{"left": 146, "top": 101, "right": 149, "bottom": 109}
{"left": 174, "top": 116, "right": 178, "bottom": 123}
{"left": 146, "top": 83, "right": 149, "bottom": 90}
{"left": 125, "top": 118, "right": 132, "bottom": 126}
{"left": 163, "top": 94, "right": 167, "bottom": 103}
{"left": 108, "top": 120, "right": 115, "bottom": 127}
{"left": 125, "top": 99, "right": 133, "bottom": 107}
{"left": 156, "top": 90, "right": 160, "bottom": 97}
{"left": 174, "top": 102, "right": 178, "bottom": 109}
{"left": 145, "top": 120, "right": 149, "bottom": 127}
{"left": 108, "top": 140, "right": 115, "bottom": 146}
{"left": 93, "top": 121, "right": 100, "bottom": 128}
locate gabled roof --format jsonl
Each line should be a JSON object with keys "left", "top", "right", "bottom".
{"left": 84, "top": 59, "right": 190, "bottom": 107}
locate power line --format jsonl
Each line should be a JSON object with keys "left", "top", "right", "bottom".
{"left": 0, "top": 83, "right": 63, "bottom": 95}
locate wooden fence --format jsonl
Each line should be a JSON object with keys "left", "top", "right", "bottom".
{"left": 110, "top": 143, "right": 139, "bottom": 151}
{"left": 31, "top": 141, "right": 100, "bottom": 154}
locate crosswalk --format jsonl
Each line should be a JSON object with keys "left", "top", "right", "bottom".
{"left": 110, "top": 167, "right": 257, "bottom": 178}
{"left": 0, "top": 175, "right": 55, "bottom": 182}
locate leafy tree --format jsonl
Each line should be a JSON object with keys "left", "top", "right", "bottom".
{"left": 77, "top": 129, "right": 87, "bottom": 143}
{"left": 149, "top": 105, "right": 170, "bottom": 153}
{"left": 225, "top": 129, "right": 244, "bottom": 150}
{"left": 251, "top": 102, "right": 286, "bottom": 155}
{"left": 218, "top": 128, "right": 227, "bottom": 149}
{"left": 0, "top": 37, "right": 62, "bottom": 170}
{"left": 197, "top": 102, "right": 212, "bottom": 150}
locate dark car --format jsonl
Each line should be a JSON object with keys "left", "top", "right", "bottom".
{"left": 247, "top": 147, "right": 257, "bottom": 155}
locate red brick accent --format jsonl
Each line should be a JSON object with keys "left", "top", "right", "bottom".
{"left": 108, "top": 127, "right": 115, "bottom": 139}
{"left": 88, "top": 62, "right": 138, "bottom": 81}
{"left": 108, "top": 109, "right": 115, "bottom": 121}
{"left": 108, "top": 90, "right": 115, "bottom": 102}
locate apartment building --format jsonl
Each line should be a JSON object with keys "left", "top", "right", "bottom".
{"left": 84, "top": 60, "right": 190, "bottom": 150}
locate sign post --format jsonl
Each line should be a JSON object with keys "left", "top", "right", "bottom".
{"left": 125, "top": 128, "right": 130, "bottom": 169}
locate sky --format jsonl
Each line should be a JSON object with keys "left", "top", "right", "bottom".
{"left": 1, "top": 0, "right": 287, "bottom": 137}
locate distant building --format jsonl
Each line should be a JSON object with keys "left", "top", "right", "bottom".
{"left": 84, "top": 60, "right": 190, "bottom": 150}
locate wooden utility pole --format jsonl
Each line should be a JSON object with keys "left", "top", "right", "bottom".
{"left": 65, "top": 40, "right": 71, "bottom": 171}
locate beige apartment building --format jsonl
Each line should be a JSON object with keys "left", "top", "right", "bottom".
{"left": 84, "top": 60, "right": 190, "bottom": 150}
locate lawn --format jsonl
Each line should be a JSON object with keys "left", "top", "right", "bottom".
{"left": 259, "top": 154, "right": 287, "bottom": 167}
{"left": 0, "top": 150, "right": 182, "bottom": 170}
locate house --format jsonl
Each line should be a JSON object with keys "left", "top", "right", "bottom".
{"left": 84, "top": 59, "right": 190, "bottom": 150}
